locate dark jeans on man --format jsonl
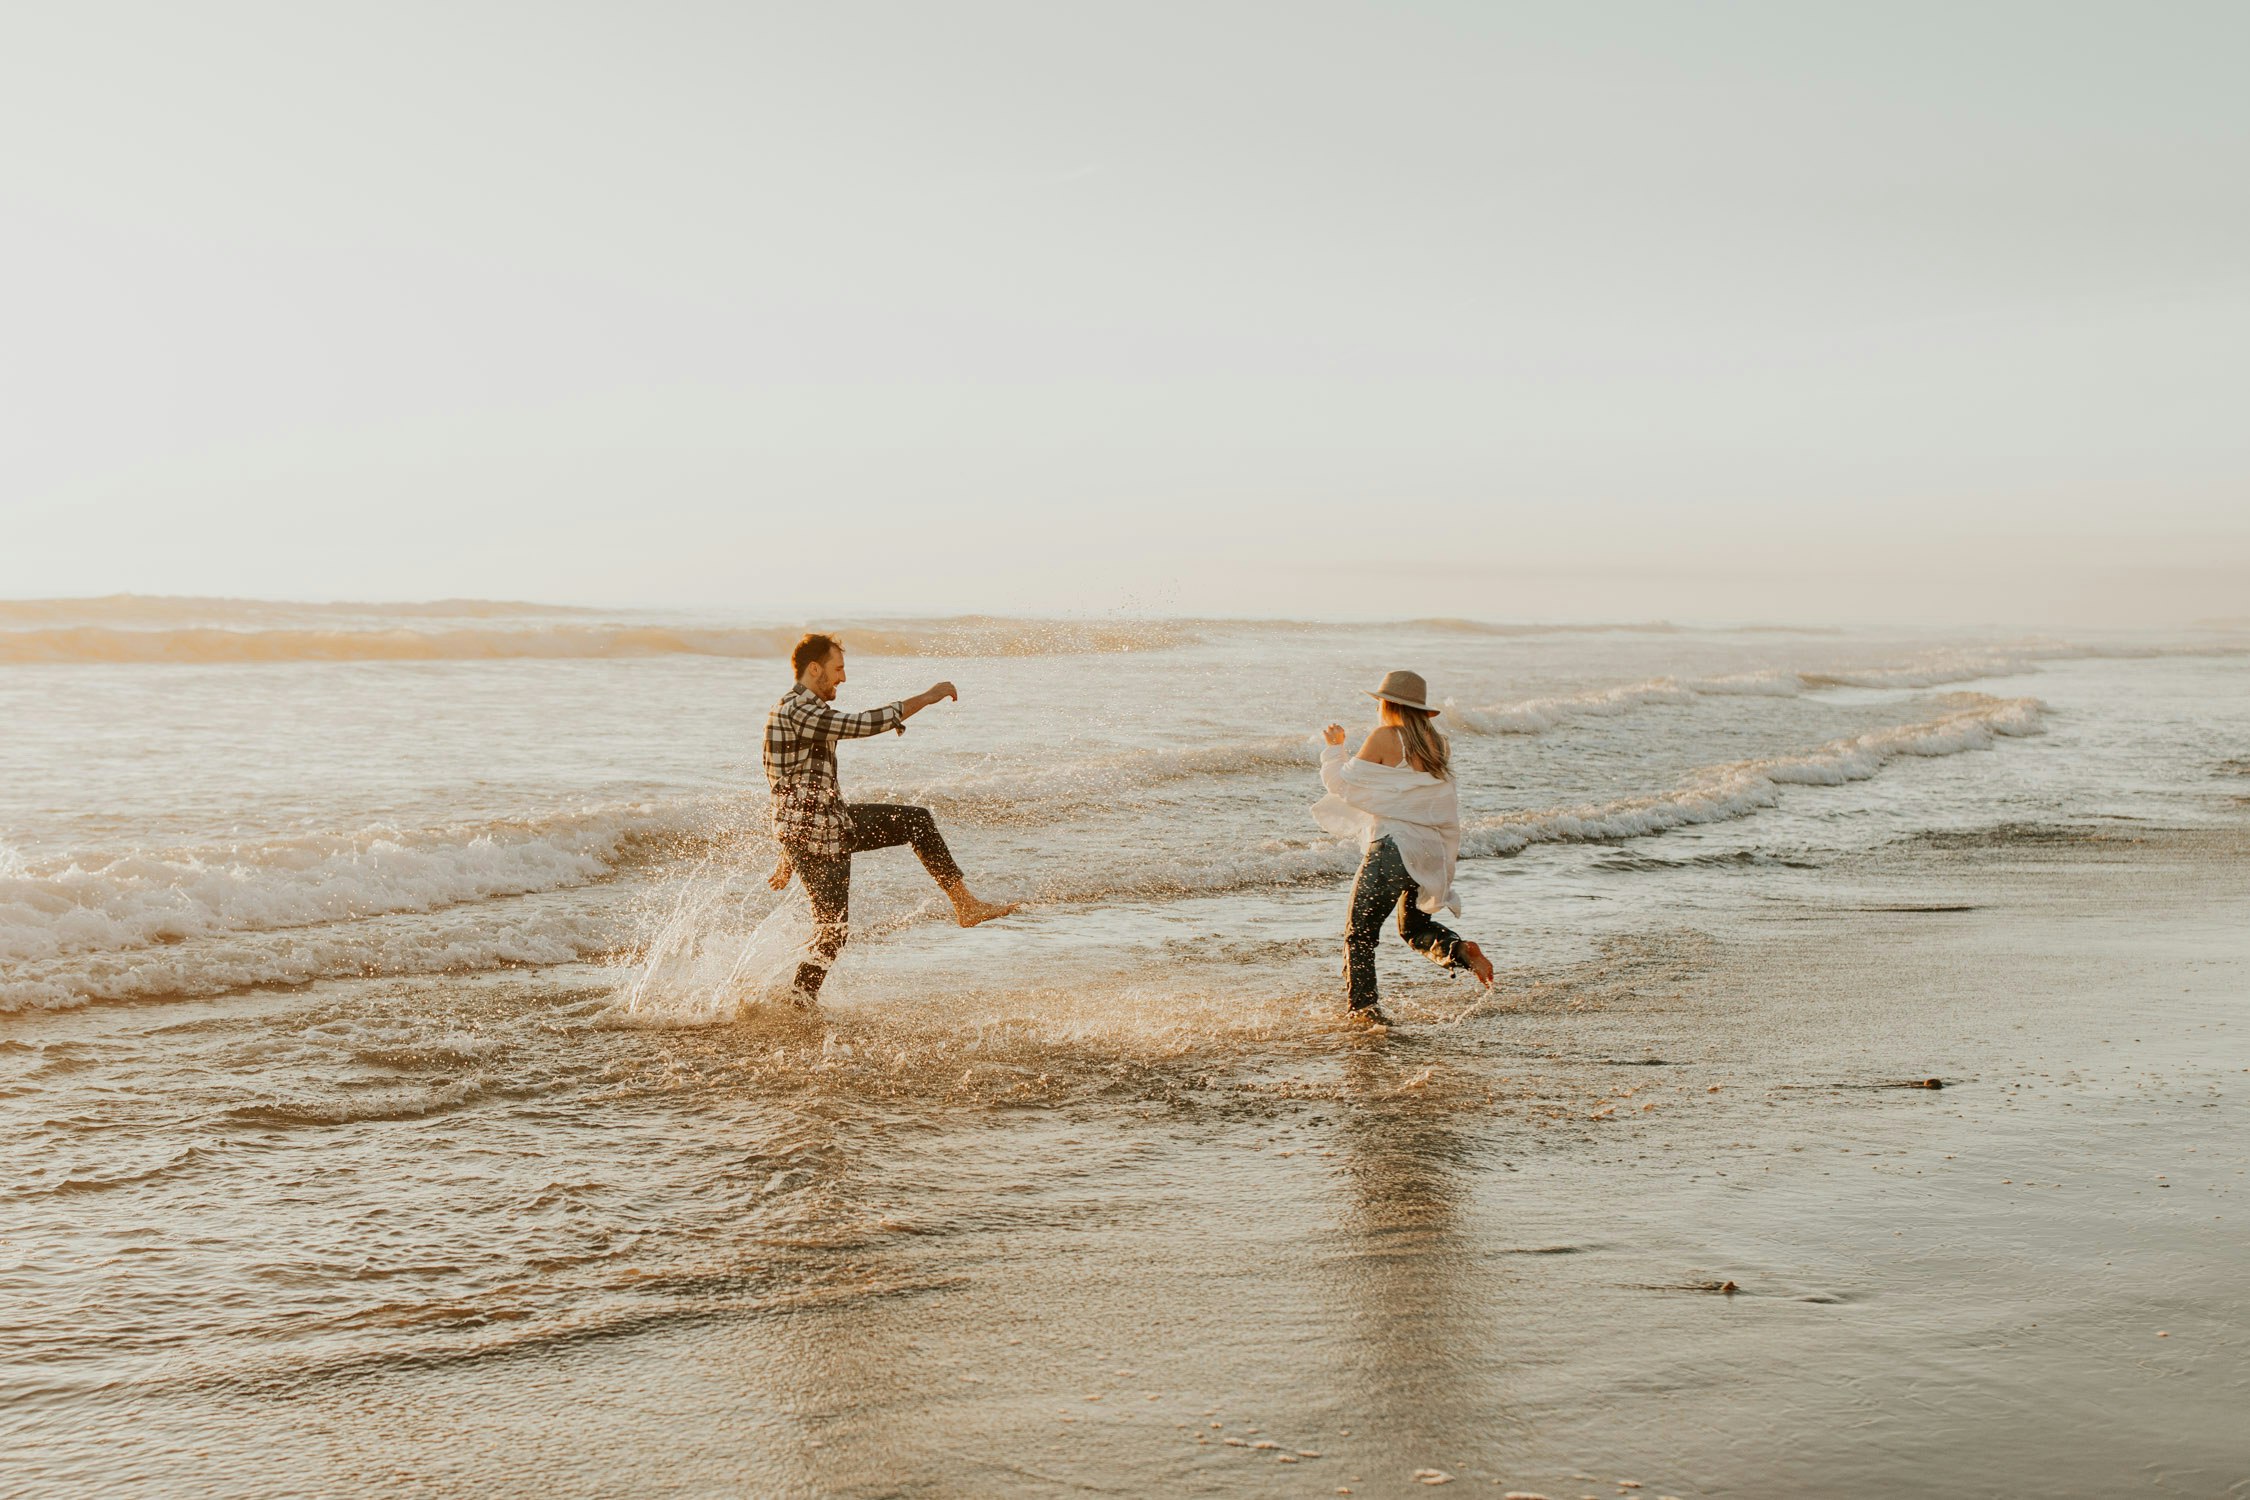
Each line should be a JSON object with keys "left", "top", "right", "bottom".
{"left": 790, "top": 803, "right": 964, "bottom": 1000}
{"left": 1345, "top": 835, "right": 1468, "bottom": 1009}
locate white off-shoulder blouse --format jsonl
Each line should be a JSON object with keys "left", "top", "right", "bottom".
{"left": 1311, "top": 739, "right": 1462, "bottom": 916}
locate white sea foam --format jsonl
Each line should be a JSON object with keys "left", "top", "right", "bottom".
{"left": 1458, "top": 693, "right": 2044, "bottom": 856}
{"left": 0, "top": 799, "right": 739, "bottom": 969}
{"left": 1437, "top": 649, "right": 2049, "bottom": 736}
{"left": 1440, "top": 671, "right": 1798, "bottom": 735}
{"left": 959, "top": 695, "right": 2047, "bottom": 906}
{"left": 0, "top": 899, "right": 610, "bottom": 1011}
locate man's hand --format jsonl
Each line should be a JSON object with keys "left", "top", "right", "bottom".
{"left": 767, "top": 855, "right": 794, "bottom": 892}
{"left": 899, "top": 681, "right": 959, "bottom": 723}
{"left": 1323, "top": 723, "right": 1347, "bottom": 746}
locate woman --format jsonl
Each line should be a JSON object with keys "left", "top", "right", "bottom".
{"left": 1314, "top": 669, "right": 1494, "bottom": 1024}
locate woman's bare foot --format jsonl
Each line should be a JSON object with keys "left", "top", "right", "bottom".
{"left": 946, "top": 883, "right": 1021, "bottom": 927}
{"left": 1458, "top": 940, "right": 1494, "bottom": 986}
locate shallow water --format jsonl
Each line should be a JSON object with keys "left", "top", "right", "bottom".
{"left": 3, "top": 605, "right": 2247, "bottom": 1494}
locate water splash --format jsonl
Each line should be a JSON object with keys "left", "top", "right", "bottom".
{"left": 609, "top": 868, "right": 820, "bottom": 1026}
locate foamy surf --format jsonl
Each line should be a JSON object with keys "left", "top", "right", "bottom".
{"left": 1440, "top": 671, "right": 1799, "bottom": 735}
{"left": 1460, "top": 692, "right": 2044, "bottom": 855}
{"left": 0, "top": 897, "right": 609, "bottom": 1011}
{"left": 0, "top": 799, "right": 741, "bottom": 968}
{"left": 1014, "top": 694, "right": 2045, "bottom": 903}
{"left": 1438, "top": 648, "right": 2049, "bottom": 736}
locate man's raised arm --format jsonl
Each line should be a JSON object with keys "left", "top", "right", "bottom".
{"left": 797, "top": 681, "right": 958, "bottom": 741}
{"left": 896, "top": 681, "right": 958, "bottom": 725}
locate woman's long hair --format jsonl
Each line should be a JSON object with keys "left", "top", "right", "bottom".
{"left": 1386, "top": 703, "right": 1452, "bottom": 781}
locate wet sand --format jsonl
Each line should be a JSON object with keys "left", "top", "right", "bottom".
{"left": 20, "top": 821, "right": 2244, "bottom": 1498}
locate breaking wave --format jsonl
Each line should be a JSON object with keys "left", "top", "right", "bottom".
{"left": 0, "top": 617, "right": 1192, "bottom": 665}
{"left": 0, "top": 595, "right": 595, "bottom": 626}
{"left": 0, "top": 624, "right": 801, "bottom": 664}
{"left": 1456, "top": 693, "right": 2043, "bottom": 855}
{"left": 0, "top": 798, "right": 742, "bottom": 971}
{"left": 1441, "top": 671, "right": 1799, "bottom": 735}
{"left": 0, "top": 896, "right": 614, "bottom": 1011}
{"left": 1436, "top": 648, "right": 2051, "bottom": 735}
{"left": 1013, "top": 694, "right": 2045, "bottom": 904}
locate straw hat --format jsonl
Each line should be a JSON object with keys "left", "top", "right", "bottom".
{"left": 1367, "top": 669, "right": 1434, "bottom": 712}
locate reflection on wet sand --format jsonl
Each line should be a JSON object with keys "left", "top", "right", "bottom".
{"left": 1324, "top": 1044, "right": 1532, "bottom": 1487}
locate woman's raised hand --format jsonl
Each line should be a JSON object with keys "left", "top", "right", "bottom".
{"left": 1322, "top": 723, "right": 1347, "bottom": 746}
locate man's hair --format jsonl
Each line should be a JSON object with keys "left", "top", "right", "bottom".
{"left": 791, "top": 632, "right": 842, "bottom": 679}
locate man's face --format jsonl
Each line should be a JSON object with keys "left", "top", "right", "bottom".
{"left": 806, "top": 648, "right": 846, "bottom": 701}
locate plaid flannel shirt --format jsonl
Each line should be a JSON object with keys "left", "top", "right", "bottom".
{"left": 763, "top": 684, "right": 906, "bottom": 857}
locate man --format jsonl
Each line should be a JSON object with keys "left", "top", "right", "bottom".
{"left": 763, "top": 632, "right": 1019, "bottom": 1005}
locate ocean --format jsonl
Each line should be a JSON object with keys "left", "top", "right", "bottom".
{"left": 5, "top": 598, "right": 2246, "bottom": 1496}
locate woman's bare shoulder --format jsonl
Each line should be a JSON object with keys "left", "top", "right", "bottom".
{"left": 1355, "top": 725, "right": 1404, "bottom": 765}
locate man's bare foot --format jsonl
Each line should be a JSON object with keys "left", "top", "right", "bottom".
{"left": 946, "top": 884, "right": 1021, "bottom": 928}
{"left": 1347, "top": 1004, "right": 1394, "bottom": 1030}
{"left": 1458, "top": 940, "right": 1494, "bottom": 986}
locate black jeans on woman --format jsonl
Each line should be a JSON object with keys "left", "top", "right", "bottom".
{"left": 1345, "top": 835, "right": 1469, "bottom": 1010}
{"left": 790, "top": 803, "right": 964, "bottom": 1001}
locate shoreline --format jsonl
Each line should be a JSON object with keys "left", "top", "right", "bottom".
{"left": 14, "top": 818, "right": 2245, "bottom": 1496}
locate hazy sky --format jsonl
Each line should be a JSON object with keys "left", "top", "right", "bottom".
{"left": 4, "top": 1, "right": 2245, "bottom": 625}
